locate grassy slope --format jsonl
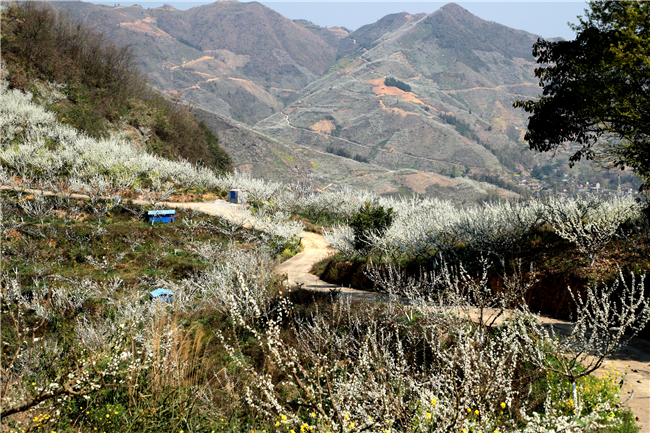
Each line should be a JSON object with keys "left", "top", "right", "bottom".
{"left": 1, "top": 2, "right": 232, "bottom": 174}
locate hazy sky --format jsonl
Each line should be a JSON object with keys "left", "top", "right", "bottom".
{"left": 87, "top": 1, "right": 590, "bottom": 40}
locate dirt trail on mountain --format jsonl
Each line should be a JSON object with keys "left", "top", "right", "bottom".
{"left": 3, "top": 186, "right": 648, "bottom": 430}
{"left": 440, "top": 82, "right": 538, "bottom": 94}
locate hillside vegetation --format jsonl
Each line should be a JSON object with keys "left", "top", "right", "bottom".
{"left": 2, "top": 69, "right": 649, "bottom": 432}
{"left": 1, "top": 1, "right": 232, "bottom": 173}
{"left": 2, "top": 3, "right": 650, "bottom": 433}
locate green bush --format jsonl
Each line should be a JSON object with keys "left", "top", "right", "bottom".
{"left": 350, "top": 202, "right": 394, "bottom": 252}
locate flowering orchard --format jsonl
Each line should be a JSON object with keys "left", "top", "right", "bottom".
{"left": 324, "top": 194, "right": 644, "bottom": 269}
{"left": 223, "top": 258, "right": 648, "bottom": 433}
{"left": 2, "top": 66, "right": 649, "bottom": 432}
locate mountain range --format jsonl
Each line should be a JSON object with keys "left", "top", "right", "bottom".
{"left": 53, "top": 1, "right": 550, "bottom": 202}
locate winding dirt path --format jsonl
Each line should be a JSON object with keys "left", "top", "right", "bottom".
{"left": 280, "top": 229, "right": 650, "bottom": 432}
{"left": 276, "top": 232, "right": 385, "bottom": 302}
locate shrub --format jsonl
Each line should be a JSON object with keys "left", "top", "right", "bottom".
{"left": 349, "top": 202, "right": 394, "bottom": 252}
{"left": 176, "top": 36, "right": 202, "bottom": 51}
{"left": 440, "top": 113, "right": 480, "bottom": 142}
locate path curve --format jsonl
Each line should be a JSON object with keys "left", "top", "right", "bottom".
{"left": 276, "top": 232, "right": 385, "bottom": 302}
{"left": 281, "top": 229, "right": 650, "bottom": 433}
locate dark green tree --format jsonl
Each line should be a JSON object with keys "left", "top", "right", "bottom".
{"left": 514, "top": 1, "right": 650, "bottom": 190}
{"left": 384, "top": 77, "right": 411, "bottom": 92}
{"left": 350, "top": 202, "right": 394, "bottom": 252}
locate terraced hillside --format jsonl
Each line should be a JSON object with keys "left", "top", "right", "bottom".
{"left": 256, "top": 3, "right": 540, "bottom": 177}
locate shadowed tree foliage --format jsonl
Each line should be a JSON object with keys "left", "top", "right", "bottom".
{"left": 514, "top": 1, "right": 650, "bottom": 191}
{"left": 350, "top": 202, "right": 394, "bottom": 252}
{"left": 384, "top": 77, "right": 411, "bottom": 92}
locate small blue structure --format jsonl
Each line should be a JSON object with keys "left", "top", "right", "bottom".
{"left": 228, "top": 189, "right": 248, "bottom": 204}
{"left": 149, "top": 288, "right": 174, "bottom": 302}
{"left": 147, "top": 210, "right": 176, "bottom": 223}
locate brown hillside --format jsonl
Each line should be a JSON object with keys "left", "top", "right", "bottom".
{"left": 51, "top": 1, "right": 337, "bottom": 125}
{"left": 156, "top": 1, "right": 336, "bottom": 79}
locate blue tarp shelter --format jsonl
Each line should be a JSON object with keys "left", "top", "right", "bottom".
{"left": 149, "top": 288, "right": 174, "bottom": 302}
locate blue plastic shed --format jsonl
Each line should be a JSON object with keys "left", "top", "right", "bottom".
{"left": 147, "top": 210, "right": 175, "bottom": 223}
{"left": 149, "top": 288, "right": 174, "bottom": 302}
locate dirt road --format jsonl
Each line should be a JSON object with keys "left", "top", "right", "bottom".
{"left": 280, "top": 229, "right": 650, "bottom": 432}
{"left": 276, "top": 232, "right": 386, "bottom": 302}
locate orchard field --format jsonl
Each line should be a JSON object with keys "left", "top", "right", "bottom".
{"left": 2, "top": 60, "right": 650, "bottom": 433}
